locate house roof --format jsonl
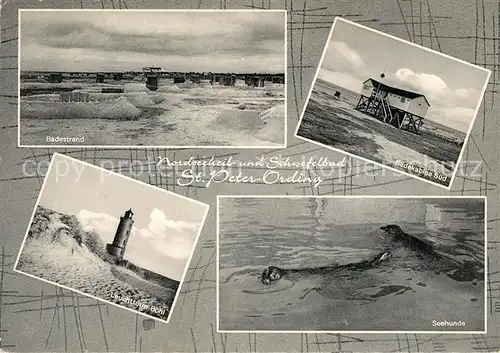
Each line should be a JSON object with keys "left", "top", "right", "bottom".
{"left": 363, "top": 78, "right": 430, "bottom": 107}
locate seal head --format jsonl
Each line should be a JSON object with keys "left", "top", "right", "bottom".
{"left": 380, "top": 224, "right": 404, "bottom": 237}
{"left": 380, "top": 224, "right": 410, "bottom": 244}
{"left": 380, "top": 224, "right": 434, "bottom": 253}
{"left": 261, "top": 266, "right": 284, "bottom": 284}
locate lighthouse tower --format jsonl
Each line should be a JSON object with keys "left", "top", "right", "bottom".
{"left": 106, "top": 209, "right": 134, "bottom": 260}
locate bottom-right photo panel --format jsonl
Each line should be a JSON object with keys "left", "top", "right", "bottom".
{"left": 217, "top": 196, "right": 486, "bottom": 333}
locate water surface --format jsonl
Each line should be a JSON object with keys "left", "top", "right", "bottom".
{"left": 218, "top": 198, "right": 485, "bottom": 331}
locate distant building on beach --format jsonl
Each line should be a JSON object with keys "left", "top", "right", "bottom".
{"left": 143, "top": 66, "right": 161, "bottom": 91}
{"left": 106, "top": 209, "right": 134, "bottom": 260}
{"left": 246, "top": 75, "right": 265, "bottom": 87}
{"left": 356, "top": 78, "right": 430, "bottom": 134}
{"left": 96, "top": 73, "right": 105, "bottom": 83}
{"left": 48, "top": 73, "right": 63, "bottom": 83}
{"left": 220, "top": 75, "right": 236, "bottom": 86}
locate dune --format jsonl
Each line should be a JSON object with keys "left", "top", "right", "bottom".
{"left": 88, "top": 92, "right": 155, "bottom": 107}
{"left": 175, "top": 82, "right": 200, "bottom": 89}
{"left": 208, "top": 105, "right": 285, "bottom": 145}
{"left": 124, "top": 83, "right": 150, "bottom": 93}
{"left": 157, "top": 84, "right": 182, "bottom": 93}
{"left": 212, "top": 109, "right": 265, "bottom": 130}
{"left": 21, "top": 82, "right": 84, "bottom": 90}
{"left": 22, "top": 94, "right": 60, "bottom": 102}
{"left": 23, "top": 91, "right": 165, "bottom": 108}
{"left": 16, "top": 205, "right": 175, "bottom": 320}
{"left": 257, "top": 105, "right": 285, "bottom": 143}
{"left": 148, "top": 94, "right": 165, "bottom": 104}
{"left": 20, "top": 96, "right": 142, "bottom": 120}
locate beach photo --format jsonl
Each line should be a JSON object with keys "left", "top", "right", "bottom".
{"left": 295, "top": 17, "right": 490, "bottom": 188}
{"left": 217, "top": 196, "right": 486, "bottom": 332}
{"left": 18, "top": 10, "right": 286, "bottom": 148}
{"left": 14, "top": 153, "right": 209, "bottom": 323}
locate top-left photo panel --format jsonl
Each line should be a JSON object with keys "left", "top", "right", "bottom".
{"left": 18, "top": 9, "right": 287, "bottom": 148}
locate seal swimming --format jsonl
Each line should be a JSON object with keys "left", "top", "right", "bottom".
{"left": 379, "top": 224, "right": 434, "bottom": 253}
{"left": 261, "top": 250, "right": 392, "bottom": 284}
{"left": 379, "top": 224, "right": 482, "bottom": 282}
{"left": 261, "top": 224, "right": 482, "bottom": 284}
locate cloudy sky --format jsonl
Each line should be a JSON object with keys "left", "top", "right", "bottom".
{"left": 20, "top": 10, "right": 285, "bottom": 73}
{"left": 38, "top": 154, "right": 208, "bottom": 282}
{"left": 317, "top": 19, "right": 490, "bottom": 133}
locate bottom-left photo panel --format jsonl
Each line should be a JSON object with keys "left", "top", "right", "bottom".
{"left": 14, "top": 152, "right": 210, "bottom": 324}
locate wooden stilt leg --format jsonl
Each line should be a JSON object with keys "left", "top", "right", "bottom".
{"left": 356, "top": 96, "right": 363, "bottom": 109}
{"left": 399, "top": 113, "right": 406, "bottom": 129}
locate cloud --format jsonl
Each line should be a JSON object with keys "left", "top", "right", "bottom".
{"left": 322, "top": 41, "right": 366, "bottom": 74}
{"left": 137, "top": 208, "right": 200, "bottom": 260}
{"left": 316, "top": 39, "right": 483, "bottom": 132}
{"left": 77, "top": 208, "right": 199, "bottom": 260}
{"left": 77, "top": 209, "right": 121, "bottom": 243}
{"left": 334, "top": 42, "right": 366, "bottom": 68}
{"left": 394, "top": 68, "right": 448, "bottom": 99}
{"left": 393, "top": 68, "right": 481, "bottom": 109}
{"left": 391, "top": 68, "right": 482, "bottom": 131}
{"left": 428, "top": 106, "right": 477, "bottom": 132}
{"left": 75, "top": 208, "right": 201, "bottom": 280}
{"left": 20, "top": 11, "right": 285, "bottom": 73}
{"left": 318, "top": 69, "right": 363, "bottom": 93}
{"left": 22, "top": 11, "right": 283, "bottom": 39}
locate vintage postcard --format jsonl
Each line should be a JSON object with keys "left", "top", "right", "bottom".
{"left": 295, "top": 17, "right": 491, "bottom": 189}
{"left": 18, "top": 9, "right": 286, "bottom": 148}
{"left": 217, "top": 196, "right": 486, "bottom": 333}
{"left": 14, "top": 153, "right": 209, "bottom": 323}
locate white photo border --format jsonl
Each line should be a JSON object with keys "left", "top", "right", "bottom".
{"left": 13, "top": 152, "right": 210, "bottom": 324}
{"left": 293, "top": 17, "right": 492, "bottom": 190}
{"left": 216, "top": 194, "right": 488, "bottom": 334}
{"left": 17, "top": 9, "right": 288, "bottom": 149}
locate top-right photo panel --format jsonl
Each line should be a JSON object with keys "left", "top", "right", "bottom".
{"left": 295, "top": 17, "right": 491, "bottom": 189}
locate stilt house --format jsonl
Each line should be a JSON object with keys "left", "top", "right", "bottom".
{"left": 356, "top": 78, "right": 430, "bottom": 134}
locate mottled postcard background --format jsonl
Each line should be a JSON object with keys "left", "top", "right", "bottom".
{"left": 1, "top": 0, "right": 499, "bottom": 352}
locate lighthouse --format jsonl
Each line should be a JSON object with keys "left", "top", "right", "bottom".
{"left": 106, "top": 209, "right": 134, "bottom": 260}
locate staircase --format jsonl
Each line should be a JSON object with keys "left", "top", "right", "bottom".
{"left": 381, "top": 96, "right": 393, "bottom": 123}
{"left": 376, "top": 94, "right": 393, "bottom": 123}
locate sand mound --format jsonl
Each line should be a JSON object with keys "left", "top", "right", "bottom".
{"left": 21, "top": 96, "right": 141, "bottom": 120}
{"left": 157, "top": 85, "right": 181, "bottom": 93}
{"left": 124, "top": 83, "right": 150, "bottom": 93}
{"left": 126, "top": 93, "right": 154, "bottom": 107}
{"left": 23, "top": 91, "right": 164, "bottom": 108}
{"left": 212, "top": 109, "right": 265, "bottom": 130}
{"left": 23, "top": 94, "right": 60, "bottom": 102}
{"left": 257, "top": 105, "right": 285, "bottom": 143}
{"left": 86, "top": 92, "right": 165, "bottom": 106}
{"left": 176, "top": 82, "right": 199, "bottom": 89}
{"left": 21, "top": 82, "right": 84, "bottom": 90}
{"left": 20, "top": 206, "right": 110, "bottom": 270}
{"left": 16, "top": 205, "right": 174, "bottom": 320}
{"left": 260, "top": 105, "right": 285, "bottom": 122}
{"left": 88, "top": 92, "right": 155, "bottom": 107}
{"left": 210, "top": 105, "right": 285, "bottom": 144}
{"left": 149, "top": 94, "right": 166, "bottom": 104}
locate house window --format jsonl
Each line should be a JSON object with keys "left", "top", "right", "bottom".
{"left": 400, "top": 97, "right": 405, "bottom": 103}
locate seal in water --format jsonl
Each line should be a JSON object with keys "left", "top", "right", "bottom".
{"left": 261, "top": 251, "right": 392, "bottom": 284}
{"left": 261, "top": 224, "right": 482, "bottom": 285}
{"left": 379, "top": 224, "right": 482, "bottom": 282}
{"left": 379, "top": 224, "right": 435, "bottom": 253}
